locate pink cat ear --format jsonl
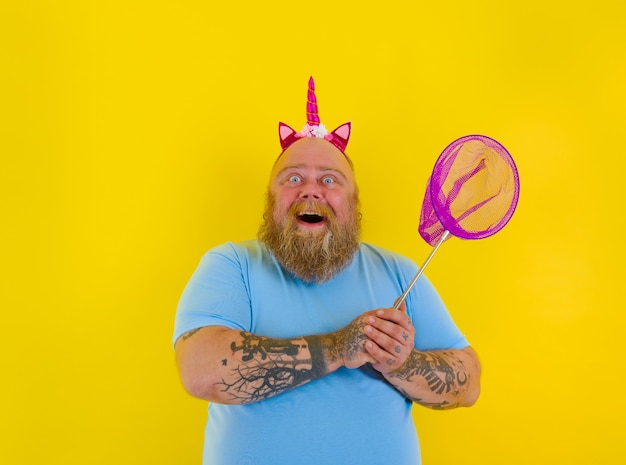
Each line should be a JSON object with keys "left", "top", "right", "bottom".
{"left": 327, "top": 122, "right": 351, "bottom": 152}
{"left": 279, "top": 122, "right": 299, "bottom": 150}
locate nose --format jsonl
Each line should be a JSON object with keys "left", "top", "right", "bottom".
{"left": 298, "top": 179, "right": 322, "bottom": 200}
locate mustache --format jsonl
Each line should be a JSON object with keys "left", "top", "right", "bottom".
{"left": 288, "top": 202, "right": 335, "bottom": 221}
{"left": 289, "top": 201, "right": 333, "bottom": 215}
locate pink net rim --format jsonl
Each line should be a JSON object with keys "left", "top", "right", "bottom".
{"left": 429, "top": 134, "right": 520, "bottom": 241}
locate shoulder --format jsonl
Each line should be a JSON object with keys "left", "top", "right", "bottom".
{"left": 197, "top": 240, "right": 280, "bottom": 280}
{"left": 202, "top": 239, "right": 269, "bottom": 263}
{"left": 358, "top": 242, "right": 417, "bottom": 271}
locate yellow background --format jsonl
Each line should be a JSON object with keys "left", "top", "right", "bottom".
{"left": 1, "top": 0, "right": 624, "bottom": 463}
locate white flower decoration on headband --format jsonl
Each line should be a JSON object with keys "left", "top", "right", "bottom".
{"left": 298, "top": 123, "right": 329, "bottom": 138}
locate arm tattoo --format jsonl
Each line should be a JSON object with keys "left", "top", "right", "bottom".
{"left": 217, "top": 332, "right": 327, "bottom": 403}
{"left": 181, "top": 328, "right": 202, "bottom": 341}
{"left": 335, "top": 323, "right": 368, "bottom": 364}
{"left": 396, "top": 385, "right": 459, "bottom": 410}
{"left": 230, "top": 334, "right": 301, "bottom": 361}
{"left": 392, "top": 350, "right": 468, "bottom": 404}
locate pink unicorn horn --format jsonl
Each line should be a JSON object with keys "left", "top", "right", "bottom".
{"left": 306, "top": 76, "right": 320, "bottom": 126}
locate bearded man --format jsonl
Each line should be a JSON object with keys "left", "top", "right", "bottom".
{"left": 173, "top": 78, "right": 481, "bottom": 465}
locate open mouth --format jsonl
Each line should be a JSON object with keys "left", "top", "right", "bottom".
{"left": 297, "top": 213, "right": 325, "bottom": 224}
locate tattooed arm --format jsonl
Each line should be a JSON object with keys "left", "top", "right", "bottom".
{"left": 361, "top": 303, "right": 481, "bottom": 409}
{"left": 175, "top": 303, "right": 479, "bottom": 407}
{"left": 175, "top": 320, "right": 374, "bottom": 405}
{"left": 383, "top": 347, "right": 481, "bottom": 409}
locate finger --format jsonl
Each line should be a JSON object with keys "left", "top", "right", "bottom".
{"left": 365, "top": 340, "right": 398, "bottom": 369}
{"left": 373, "top": 309, "right": 414, "bottom": 333}
{"left": 365, "top": 323, "right": 407, "bottom": 358}
{"left": 367, "top": 315, "right": 415, "bottom": 350}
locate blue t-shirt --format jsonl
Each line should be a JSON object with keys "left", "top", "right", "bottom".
{"left": 174, "top": 240, "right": 468, "bottom": 465}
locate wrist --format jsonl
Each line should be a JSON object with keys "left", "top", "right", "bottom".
{"left": 304, "top": 333, "right": 343, "bottom": 376}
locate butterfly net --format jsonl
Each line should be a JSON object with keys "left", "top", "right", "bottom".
{"left": 419, "top": 135, "right": 519, "bottom": 247}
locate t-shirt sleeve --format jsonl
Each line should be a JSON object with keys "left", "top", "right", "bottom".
{"left": 409, "top": 275, "right": 470, "bottom": 351}
{"left": 172, "top": 243, "right": 252, "bottom": 346}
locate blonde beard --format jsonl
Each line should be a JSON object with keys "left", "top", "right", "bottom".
{"left": 258, "top": 195, "right": 361, "bottom": 284}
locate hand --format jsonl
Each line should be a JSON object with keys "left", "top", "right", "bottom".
{"left": 333, "top": 314, "right": 378, "bottom": 369}
{"left": 362, "top": 301, "right": 415, "bottom": 374}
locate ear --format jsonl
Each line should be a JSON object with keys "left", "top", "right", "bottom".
{"left": 327, "top": 122, "right": 351, "bottom": 152}
{"left": 279, "top": 122, "right": 298, "bottom": 150}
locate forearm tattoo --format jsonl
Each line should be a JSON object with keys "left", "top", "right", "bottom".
{"left": 217, "top": 332, "right": 326, "bottom": 403}
{"left": 392, "top": 350, "right": 469, "bottom": 409}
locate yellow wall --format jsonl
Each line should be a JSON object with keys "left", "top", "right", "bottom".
{"left": 1, "top": 1, "right": 624, "bottom": 463}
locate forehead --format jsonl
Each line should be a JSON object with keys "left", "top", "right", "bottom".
{"left": 271, "top": 138, "right": 355, "bottom": 182}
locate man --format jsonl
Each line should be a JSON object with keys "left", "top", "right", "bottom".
{"left": 173, "top": 78, "right": 481, "bottom": 465}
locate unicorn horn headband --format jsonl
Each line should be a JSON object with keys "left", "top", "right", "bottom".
{"left": 278, "top": 77, "right": 351, "bottom": 155}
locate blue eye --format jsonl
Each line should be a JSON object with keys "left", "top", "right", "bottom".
{"left": 288, "top": 175, "right": 302, "bottom": 183}
{"left": 322, "top": 176, "right": 334, "bottom": 185}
